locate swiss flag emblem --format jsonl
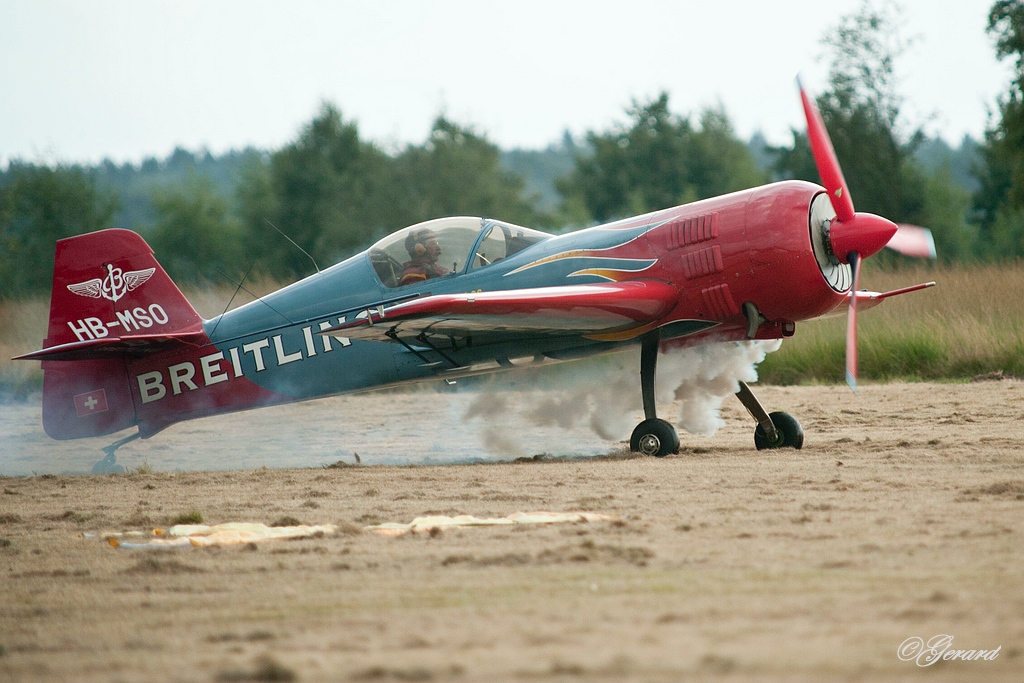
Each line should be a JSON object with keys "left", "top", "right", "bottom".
{"left": 74, "top": 389, "right": 109, "bottom": 417}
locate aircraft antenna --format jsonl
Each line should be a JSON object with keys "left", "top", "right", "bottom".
{"left": 210, "top": 266, "right": 296, "bottom": 331}
{"left": 265, "top": 218, "right": 320, "bottom": 274}
{"left": 208, "top": 259, "right": 257, "bottom": 340}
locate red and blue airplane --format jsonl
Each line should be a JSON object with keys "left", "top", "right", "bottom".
{"left": 16, "top": 84, "right": 935, "bottom": 470}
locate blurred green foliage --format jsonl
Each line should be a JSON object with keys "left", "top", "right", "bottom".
{"left": 558, "top": 95, "right": 765, "bottom": 223}
{"left": 238, "top": 103, "right": 398, "bottom": 279}
{"left": 974, "top": 0, "right": 1024, "bottom": 258}
{"left": 148, "top": 174, "right": 244, "bottom": 283}
{"left": 0, "top": 164, "right": 117, "bottom": 297}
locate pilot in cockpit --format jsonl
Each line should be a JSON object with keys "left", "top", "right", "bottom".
{"left": 399, "top": 228, "right": 450, "bottom": 286}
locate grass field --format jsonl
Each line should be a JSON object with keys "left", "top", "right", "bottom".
{"left": 757, "top": 263, "right": 1024, "bottom": 384}
{"left": 2, "top": 264, "right": 1022, "bottom": 399}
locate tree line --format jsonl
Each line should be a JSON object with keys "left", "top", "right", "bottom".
{"left": 2, "top": 1, "right": 1023, "bottom": 298}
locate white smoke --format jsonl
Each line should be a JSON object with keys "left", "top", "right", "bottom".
{"left": 658, "top": 339, "right": 782, "bottom": 436}
{"left": 463, "top": 339, "right": 783, "bottom": 453}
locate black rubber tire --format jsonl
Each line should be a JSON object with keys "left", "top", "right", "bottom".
{"left": 754, "top": 411, "right": 804, "bottom": 450}
{"left": 630, "top": 418, "right": 680, "bottom": 457}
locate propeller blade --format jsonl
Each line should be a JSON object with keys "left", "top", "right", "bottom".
{"left": 887, "top": 224, "right": 937, "bottom": 259}
{"left": 798, "top": 77, "right": 855, "bottom": 222}
{"left": 846, "top": 252, "right": 861, "bottom": 392}
{"left": 798, "top": 79, "right": 895, "bottom": 263}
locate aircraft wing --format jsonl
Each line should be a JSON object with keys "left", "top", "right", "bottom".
{"left": 322, "top": 281, "right": 678, "bottom": 343}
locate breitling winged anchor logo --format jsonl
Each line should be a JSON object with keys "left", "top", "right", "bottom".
{"left": 67, "top": 264, "right": 156, "bottom": 303}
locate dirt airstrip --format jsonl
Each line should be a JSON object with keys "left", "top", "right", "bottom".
{"left": 2, "top": 380, "right": 1023, "bottom": 682}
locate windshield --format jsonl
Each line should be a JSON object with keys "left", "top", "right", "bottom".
{"left": 469, "top": 220, "right": 551, "bottom": 271}
{"left": 369, "top": 217, "right": 550, "bottom": 288}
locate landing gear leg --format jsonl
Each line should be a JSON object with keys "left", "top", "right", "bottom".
{"left": 91, "top": 432, "right": 140, "bottom": 474}
{"left": 735, "top": 381, "right": 803, "bottom": 450}
{"left": 630, "top": 331, "right": 680, "bottom": 457}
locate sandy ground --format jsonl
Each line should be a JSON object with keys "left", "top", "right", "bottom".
{"left": 2, "top": 379, "right": 1024, "bottom": 682}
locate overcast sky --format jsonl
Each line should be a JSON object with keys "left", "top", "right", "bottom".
{"left": 0, "top": 0, "right": 1011, "bottom": 167}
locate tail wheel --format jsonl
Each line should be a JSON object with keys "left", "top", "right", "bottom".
{"left": 754, "top": 412, "right": 804, "bottom": 450}
{"left": 630, "top": 419, "right": 680, "bottom": 458}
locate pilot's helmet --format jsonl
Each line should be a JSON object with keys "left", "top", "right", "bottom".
{"left": 405, "top": 228, "right": 438, "bottom": 258}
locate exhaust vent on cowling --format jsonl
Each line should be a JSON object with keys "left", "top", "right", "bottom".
{"left": 664, "top": 212, "right": 719, "bottom": 250}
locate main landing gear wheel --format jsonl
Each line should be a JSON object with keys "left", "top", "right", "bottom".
{"left": 630, "top": 331, "right": 679, "bottom": 457}
{"left": 753, "top": 412, "right": 804, "bottom": 450}
{"left": 630, "top": 418, "right": 680, "bottom": 458}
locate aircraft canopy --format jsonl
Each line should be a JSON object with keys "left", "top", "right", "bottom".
{"left": 368, "top": 216, "right": 550, "bottom": 288}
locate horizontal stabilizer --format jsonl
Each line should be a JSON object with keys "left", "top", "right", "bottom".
{"left": 15, "top": 332, "right": 208, "bottom": 362}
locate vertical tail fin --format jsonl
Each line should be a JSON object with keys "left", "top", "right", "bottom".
{"left": 28, "top": 229, "right": 205, "bottom": 439}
